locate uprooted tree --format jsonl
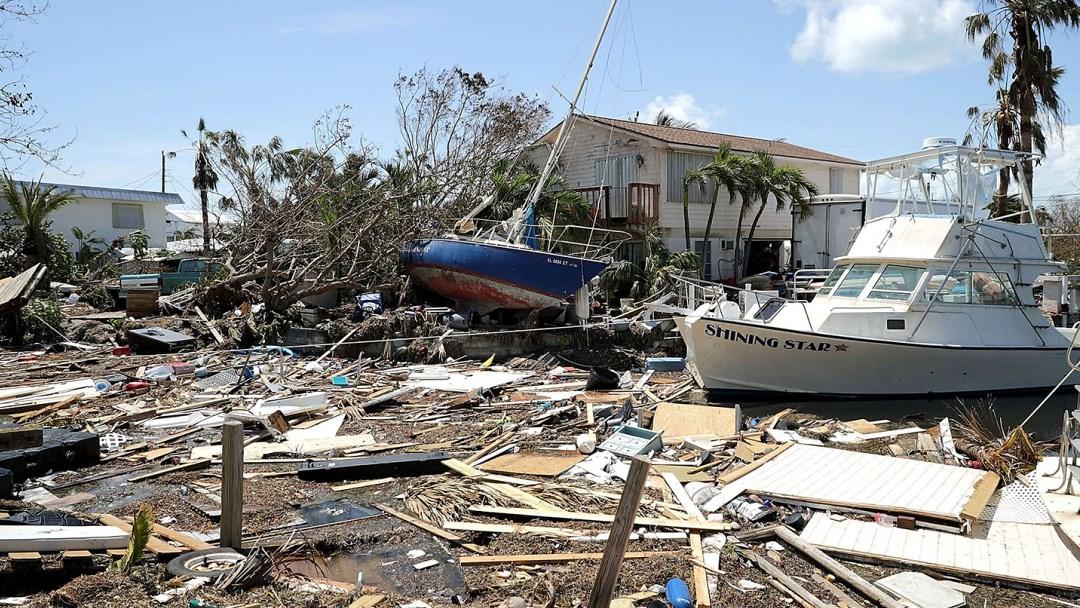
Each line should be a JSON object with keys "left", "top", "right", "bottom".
{"left": 198, "top": 67, "right": 550, "bottom": 316}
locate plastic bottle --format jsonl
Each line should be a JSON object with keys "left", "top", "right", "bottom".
{"left": 665, "top": 578, "right": 692, "bottom": 608}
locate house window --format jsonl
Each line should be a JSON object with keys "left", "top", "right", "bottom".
{"left": 694, "top": 240, "right": 712, "bottom": 280}
{"left": 667, "top": 152, "right": 715, "bottom": 204}
{"left": 829, "top": 167, "right": 844, "bottom": 194}
{"left": 112, "top": 203, "right": 145, "bottom": 229}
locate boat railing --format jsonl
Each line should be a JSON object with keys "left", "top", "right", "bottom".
{"left": 670, "top": 274, "right": 726, "bottom": 311}
{"left": 460, "top": 218, "right": 631, "bottom": 260}
{"left": 791, "top": 268, "right": 831, "bottom": 301}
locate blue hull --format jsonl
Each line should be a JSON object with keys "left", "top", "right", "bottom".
{"left": 400, "top": 238, "right": 608, "bottom": 313}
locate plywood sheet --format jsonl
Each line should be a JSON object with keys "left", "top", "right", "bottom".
{"left": 652, "top": 403, "right": 739, "bottom": 441}
{"left": 731, "top": 443, "right": 996, "bottom": 523}
{"left": 478, "top": 452, "right": 584, "bottom": 477}
{"left": 800, "top": 513, "right": 1080, "bottom": 591}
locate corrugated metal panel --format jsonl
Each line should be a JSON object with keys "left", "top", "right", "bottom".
{"left": 15, "top": 181, "right": 184, "bottom": 205}
{"left": 0, "top": 264, "right": 45, "bottom": 312}
{"left": 666, "top": 152, "right": 715, "bottom": 204}
{"left": 732, "top": 443, "right": 994, "bottom": 522}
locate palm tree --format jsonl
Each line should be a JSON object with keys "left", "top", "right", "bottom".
{"left": 71, "top": 226, "right": 105, "bottom": 263}
{"left": 965, "top": 89, "right": 1022, "bottom": 218}
{"left": 700, "top": 144, "right": 750, "bottom": 278}
{"left": 184, "top": 118, "right": 219, "bottom": 252}
{"left": 740, "top": 152, "right": 818, "bottom": 277}
{"left": 654, "top": 110, "right": 697, "bottom": 129}
{"left": 1, "top": 175, "right": 75, "bottom": 267}
{"left": 681, "top": 168, "right": 707, "bottom": 252}
{"left": 965, "top": 1, "right": 1080, "bottom": 203}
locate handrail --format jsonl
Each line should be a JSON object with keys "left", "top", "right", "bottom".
{"left": 456, "top": 218, "right": 631, "bottom": 260}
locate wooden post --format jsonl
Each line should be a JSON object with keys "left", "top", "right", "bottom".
{"left": 220, "top": 420, "right": 244, "bottom": 548}
{"left": 587, "top": 456, "right": 650, "bottom": 608}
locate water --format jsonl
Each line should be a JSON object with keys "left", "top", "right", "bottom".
{"left": 734, "top": 388, "right": 1077, "bottom": 441}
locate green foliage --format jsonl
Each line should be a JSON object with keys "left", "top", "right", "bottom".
{"left": 18, "top": 295, "right": 62, "bottom": 343}
{"left": 116, "top": 504, "right": 153, "bottom": 572}
{"left": 71, "top": 226, "right": 105, "bottom": 263}
{"left": 599, "top": 221, "right": 699, "bottom": 301}
{"left": 127, "top": 230, "right": 149, "bottom": 259}
{"left": 1, "top": 174, "right": 75, "bottom": 266}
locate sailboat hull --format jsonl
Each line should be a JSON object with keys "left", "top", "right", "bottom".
{"left": 401, "top": 238, "right": 608, "bottom": 314}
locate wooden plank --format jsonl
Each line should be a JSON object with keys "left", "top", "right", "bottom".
{"left": 811, "top": 573, "right": 864, "bottom": 608}
{"left": 331, "top": 477, "right": 395, "bottom": 492}
{"left": 9, "top": 552, "right": 40, "bottom": 562}
{"left": 347, "top": 595, "right": 386, "bottom": 608}
{"left": 468, "top": 507, "right": 736, "bottom": 532}
{"left": 589, "top": 456, "right": 651, "bottom": 608}
{"left": 148, "top": 522, "right": 213, "bottom": 551}
{"left": 219, "top": 421, "right": 244, "bottom": 549}
{"left": 483, "top": 482, "right": 564, "bottom": 512}
{"left": 774, "top": 526, "right": 903, "bottom": 608}
{"left": 95, "top": 514, "right": 180, "bottom": 556}
{"left": 741, "top": 550, "right": 831, "bottom": 608}
{"left": 0, "top": 526, "right": 127, "bottom": 552}
{"left": 478, "top": 451, "right": 583, "bottom": 477}
{"left": 195, "top": 306, "right": 225, "bottom": 345}
{"left": 653, "top": 403, "right": 739, "bottom": 444}
{"left": 445, "top": 521, "right": 584, "bottom": 537}
{"left": 689, "top": 533, "right": 710, "bottom": 607}
{"left": 660, "top": 472, "right": 703, "bottom": 520}
{"left": 375, "top": 504, "right": 486, "bottom": 554}
{"left": 127, "top": 458, "right": 211, "bottom": 482}
{"left": 460, "top": 551, "right": 678, "bottom": 566}
{"left": 717, "top": 441, "right": 794, "bottom": 484}
{"left": 960, "top": 470, "right": 1001, "bottom": 522}
{"left": 463, "top": 430, "right": 515, "bottom": 465}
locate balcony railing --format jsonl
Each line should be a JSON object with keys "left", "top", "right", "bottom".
{"left": 573, "top": 183, "right": 660, "bottom": 229}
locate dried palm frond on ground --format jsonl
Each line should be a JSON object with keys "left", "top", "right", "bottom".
{"left": 953, "top": 402, "right": 1046, "bottom": 482}
{"left": 402, "top": 477, "right": 514, "bottom": 524}
{"left": 533, "top": 484, "right": 618, "bottom": 513}
{"left": 116, "top": 504, "right": 152, "bottom": 572}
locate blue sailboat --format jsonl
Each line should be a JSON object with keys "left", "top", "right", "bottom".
{"left": 400, "top": 0, "right": 626, "bottom": 315}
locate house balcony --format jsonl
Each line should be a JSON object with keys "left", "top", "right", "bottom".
{"left": 573, "top": 183, "right": 659, "bottom": 231}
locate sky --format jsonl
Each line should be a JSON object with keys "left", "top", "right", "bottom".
{"left": 8, "top": 0, "right": 1080, "bottom": 210}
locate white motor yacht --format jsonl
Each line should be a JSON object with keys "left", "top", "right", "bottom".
{"left": 679, "top": 140, "right": 1080, "bottom": 397}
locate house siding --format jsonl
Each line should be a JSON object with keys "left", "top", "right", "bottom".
{"left": 536, "top": 117, "right": 862, "bottom": 279}
{"left": 0, "top": 197, "right": 169, "bottom": 251}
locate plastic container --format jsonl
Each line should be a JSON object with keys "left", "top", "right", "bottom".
{"left": 585, "top": 367, "right": 620, "bottom": 391}
{"left": 170, "top": 362, "right": 196, "bottom": 376}
{"left": 93, "top": 379, "right": 111, "bottom": 393}
{"left": 665, "top": 578, "right": 692, "bottom": 608}
{"left": 330, "top": 376, "right": 349, "bottom": 386}
{"left": 145, "top": 365, "right": 175, "bottom": 381}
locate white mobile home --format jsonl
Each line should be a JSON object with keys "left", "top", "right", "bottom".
{"left": 1, "top": 182, "right": 179, "bottom": 252}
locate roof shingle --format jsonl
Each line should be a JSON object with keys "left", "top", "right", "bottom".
{"left": 580, "top": 115, "right": 862, "bottom": 165}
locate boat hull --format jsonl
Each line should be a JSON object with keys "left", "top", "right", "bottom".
{"left": 401, "top": 238, "right": 608, "bottom": 314}
{"left": 681, "top": 316, "right": 1080, "bottom": 397}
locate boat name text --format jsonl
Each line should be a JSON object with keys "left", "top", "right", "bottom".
{"left": 704, "top": 324, "right": 843, "bottom": 352}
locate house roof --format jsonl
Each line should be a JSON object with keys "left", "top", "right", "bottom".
{"left": 567, "top": 115, "right": 863, "bottom": 166}
{"left": 15, "top": 181, "right": 185, "bottom": 205}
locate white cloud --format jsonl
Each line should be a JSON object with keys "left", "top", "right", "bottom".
{"left": 785, "top": 0, "right": 975, "bottom": 74}
{"left": 1035, "top": 124, "right": 1080, "bottom": 199}
{"left": 277, "top": 8, "right": 425, "bottom": 35}
{"left": 642, "top": 93, "right": 720, "bottom": 129}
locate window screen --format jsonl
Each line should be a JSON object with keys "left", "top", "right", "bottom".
{"left": 112, "top": 203, "right": 145, "bottom": 229}
{"left": 829, "top": 167, "right": 844, "bottom": 194}
{"left": 667, "top": 152, "right": 715, "bottom": 203}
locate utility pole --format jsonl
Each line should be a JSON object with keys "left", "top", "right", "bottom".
{"left": 161, "top": 151, "right": 166, "bottom": 193}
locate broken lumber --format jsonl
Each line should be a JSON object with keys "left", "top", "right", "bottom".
{"left": 127, "top": 458, "right": 210, "bottom": 482}
{"left": 468, "top": 505, "right": 736, "bottom": 532}
{"left": 589, "top": 456, "right": 650, "bottom": 608}
{"left": 458, "top": 551, "right": 678, "bottom": 566}
{"left": 774, "top": 526, "right": 904, "bottom": 608}
{"left": 375, "top": 504, "right": 485, "bottom": 554}
{"left": 741, "top": 550, "right": 831, "bottom": 608}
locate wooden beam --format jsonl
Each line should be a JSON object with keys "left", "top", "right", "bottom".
{"left": 741, "top": 550, "right": 831, "bottom": 608}
{"left": 811, "top": 573, "right": 864, "bottom": 608}
{"left": 96, "top": 514, "right": 181, "bottom": 556}
{"left": 689, "top": 533, "right": 710, "bottom": 608}
{"left": 127, "top": 458, "right": 210, "bottom": 482}
{"left": 588, "top": 456, "right": 651, "bottom": 608}
{"left": 716, "top": 441, "right": 793, "bottom": 484}
{"left": 469, "top": 505, "right": 735, "bottom": 532}
{"left": 219, "top": 421, "right": 244, "bottom": 549}
{"left": 773, "top": 526, "right": 904, "bottom": 608}
{"left": 459, "top": 550, "right": 678, "bottom": 566}
{"left": 375, "top": 504, "right": 486, "bottom": 554}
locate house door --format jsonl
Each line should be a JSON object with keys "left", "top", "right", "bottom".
{"left": 595, "top": 155, "right": 637, "bottom": 220}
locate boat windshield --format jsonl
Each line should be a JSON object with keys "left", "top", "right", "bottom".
{"left": 866, "top": 265, "right": 923, "bottom": 302}
{"left": 816, "top": 265, "right": 848, "bottom": 297}
{"left": 832, "top": 264, "right": 877, "bottom": 298}
{"left": 922, "top": 269, "right": 1018, "bottom": 306}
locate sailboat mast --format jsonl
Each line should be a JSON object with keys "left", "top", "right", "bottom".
{"left": 521, "top": 0, "right": 619, "bottom": 219}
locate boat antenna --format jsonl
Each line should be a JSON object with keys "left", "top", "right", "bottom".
{"left": 511, "top": 0, "right": 619, "bottom": 244}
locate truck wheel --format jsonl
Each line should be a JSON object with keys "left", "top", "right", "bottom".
{"left": 166, "top": 547, "right": 245, "bottom": 580}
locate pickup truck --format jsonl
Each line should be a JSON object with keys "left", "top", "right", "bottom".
{"left": 118, "top": 258, "right": 223, "bottom": 297}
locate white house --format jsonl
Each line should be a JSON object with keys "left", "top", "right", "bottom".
{"left": 531, "top": 115, "right": 862, "bottom": 281}
{"left": 0, "top": 182, "right": 178, "bottom": 251}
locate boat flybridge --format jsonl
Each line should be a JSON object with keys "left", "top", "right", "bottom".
{"left": 679, "top": 139, "right": 1080, "bottom": 397}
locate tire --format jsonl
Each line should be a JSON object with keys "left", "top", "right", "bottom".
{"left": 166, "top": 548, "right": 245, "bottom": 580}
